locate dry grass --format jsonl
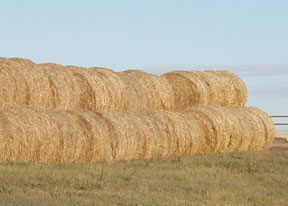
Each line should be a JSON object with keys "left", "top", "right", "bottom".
{"left": 0, "top": 151, "right": 287, "bottom": 206}
{"left": 0, "top": 105, "right": 275, "bottom": 163}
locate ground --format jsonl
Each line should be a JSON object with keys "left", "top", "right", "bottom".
{"left": 270, "top": 131, "right": 288, "bottom": 152}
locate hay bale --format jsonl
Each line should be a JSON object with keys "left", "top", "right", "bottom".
{"left": 162, "top": 70, "right": 248, "bottom": 110}
{"left": 87, "top": 67, "right": 127, "bottom": 111}
{"left": 0, "top": 58, "right": 127, "bottom": 111}
{"left": 38, "top": 63, "right": 83, "bottom": 109}
{"left": 184, "top": 106, "right": 275, "bottom": 153}
{"left": 9, "top": 58, "right": 55, "bottom": 108}
{"left": 0, "top": 105, "right": 275, "bottom": 163}
{"left": 153, "top": 111, "right": 207, "bottom": 155}
{"left": 65, "top": 66, "right": 127, "bottom": 111}
{"left": 118, "top": 70, "right": 175, "bottom": 112}
{"left": 184, "top": 106, "right": 228, "bottom": 154}
{"left": 0, "top": 106, "right": 114, "bottom": 163}
{"left": 0, "top": 58, "right": 31, "bottom": 107}
{"left": 232, "top": 107, "right": 266, "bottom": 151}
{"left": 247, "top": 107, "right": 276, "bottom": 150}
{"left": 0, "top": 106, "right": 206, "bottom": 162}
{"left": 65, "top": 110, "right": 114, "bottom": 162}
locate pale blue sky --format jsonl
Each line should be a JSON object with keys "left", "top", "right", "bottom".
{"left": 1, "top": 0, "right": 288, "bottom": 128}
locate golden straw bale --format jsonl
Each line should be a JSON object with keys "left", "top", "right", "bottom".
{"left": 218, "top": 108, "right": 243, "bottom": 152}
{"left": 99, "top": 112, "right": 148, "bottom": 161}
{"left": 0, "top": 58, "right": 30, "bottom": 107}
{"left": 184, "top": 106, "right": 274, "bottom": 153}
{"left": 162, "top": 70, "right": 248, "bottom": 110}
{"left": 8, "top": 58, "right": 54, "bottom": 108}
{"left": 184, "top": 106, "right": 228, "bottom": 154}
{"left": 118, "top": 70, "right": 174, "bottom": 111}
{"left": 247, "top": 107, "right": 276, "bottom": 150}
{"left": 38, "top": 63, "right": 82, "bottom": 109}
{"left": 0, "top": 106, "right": 115, "bottom": 163}
{"left": 144, "top": 112, "right": 175, "bottom": 158}
{"left": 66, "top": 110, "right": 114, "bottom": 162}
{"left": 230, "top": 107, "right": 264, "bottom": 151}
{"left": 161, "top": 71, "right": 207, "bottom": 110}
{"left": 0, "top": 106, "right": 59, "bottom": 162}
{"left": 0, "top": 107, "right": 274, "bottom": 163}
{"left": 89, "top": 67, "right": 127, "bottom": 111}
{"left": 66, "top": 66, "right": 127, "bottom": 111}
{"left": 154, "top": 111, "right": 207, "bottom": 155}
{"left": 215, "top": 71, "right": 248, "bottom": 106}
{"left": 237, "top": 108, "right": 266, "bottom": 151}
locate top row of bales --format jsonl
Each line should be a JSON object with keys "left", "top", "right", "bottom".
{"left": 0, "top": 57, "right": 247, "bottom": 112}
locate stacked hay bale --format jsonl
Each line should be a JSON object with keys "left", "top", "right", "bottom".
{"left": 161, "top": 70, "right": 248, "bottom": 110}
{"left": 118, "top": 70, "right": 174, "bottom": 111}
{"left": 0, "top": 105, "right": 274, "bottom": 163}
{"left": 0, "top": 57, "right": 275, "bottom": 163}
{"left": 0, "top": 58, "right": 248, "bottom": 111}
{"left": 0, "top": 58, "right": 174, "bottom": 112}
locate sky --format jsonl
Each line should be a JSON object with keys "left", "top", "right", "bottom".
{"left": 1, "top": 0, "right": 287, "bottom": 129}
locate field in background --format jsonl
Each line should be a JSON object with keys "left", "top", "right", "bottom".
{"left": 0, "top": 148, "right": 287, "bottom": 206}
{"left": 275, "top": 130, "right": 288, "bottom": 140}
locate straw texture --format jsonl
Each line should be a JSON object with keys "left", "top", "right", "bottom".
{"left": 118, "top": 70, "right": 175, "bottom": 111}
{"left": 162, "top": 70, "right": 248, "bottom": 110}
{"left": 184, "top": 106, "right": 275, "bottom": 153}
{"left": 0, "top": 105, "right": 275, "bottom": 163}
{"left": 1, "top": 57, "right": 249, "bottom": 111}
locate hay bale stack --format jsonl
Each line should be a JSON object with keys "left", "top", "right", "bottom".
{"left": 118, "top": 70, "right": 175, "bottom": 112}
{"left": 0, "top": 105, "right": 275, "bottom": 163}
{"left": 0, "top": 57, "right": 249, "bottom": 112}
{"left": 0, "top": 58, "right": 127, "bottom": 111}
{"left": 1, "top": 57, "right": 178, "bottom": 112}
{"left": 0, "top": 106, "right": 114, "bottom": 163}
{"left": 162, "top": 70, "right": 248, "bottom": 110}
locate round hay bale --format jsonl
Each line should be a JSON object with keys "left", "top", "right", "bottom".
{"left": 38, "top": 63, "right": 82, "bottom": 109}
{"left": 118, "top": 70, "right": 175, "bottom": 112}
{"left": 154, "top": 111, "right": 207, "bottom": 155}
{"left": 0, "top": 58, "right": 30, "bottom": 107}
{"left": 216, "top": 71, "right": 248, "bottom": 106}
{"left": 0, "top": 106, "right": 115, "bottom": 163}
{"left": 89, "top": 67, "right": 127, "bottom": 111}
{"left": 161, "top": 71, "right": 207, "bottom": 110}
{"left": 0, "top": 106, "right": 274, "bottom": 163}
{"left": 66, "top": 66, "right": 127, "bottom": 111}
{"left": 184, "top": 106, "right": 229, "bottom": 154}
{"left": 0, "top": 106, "right": 59, "bottom": 162}
{"left": 9, "top": 58, "right": 54, "bottom": 108}
{"left": 66, "top": 110, "right": 114, "bottom": 162}
{"left": 247, "top": 107, "right": 275, "bottom": 150}
{"left": 184, "top": 106, "right": 273, "bottom": 153}
{"left": 162, "top": 70, "right": 248, "bottom": 110}
{"left": 219, "top": 107, "right": 243, "bottom": 152}
{"left": 228, "top": 107, "right": 265, "bottom": 151}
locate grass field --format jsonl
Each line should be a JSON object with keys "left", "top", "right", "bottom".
{"left": 0, "top": 150, "right": 287, "bottom": 206}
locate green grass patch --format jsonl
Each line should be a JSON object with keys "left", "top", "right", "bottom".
{"left": 0, "top": 151, "right": 287, "bottom": 206}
